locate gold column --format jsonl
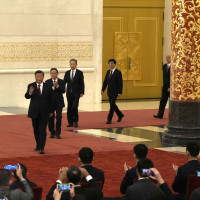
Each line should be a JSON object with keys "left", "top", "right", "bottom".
{"left": 163, "top": 0, "right": 200, "bottom": 146}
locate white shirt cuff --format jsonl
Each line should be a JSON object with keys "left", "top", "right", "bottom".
{"left": 86, "top": 175, "right": 93, "bottom": 182}
{"left": 56, "top": 180, "right": 62, "bottom": 184}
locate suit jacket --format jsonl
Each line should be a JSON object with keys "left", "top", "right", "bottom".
{"left": 25, "top": 82, "right": 53, "bottom": 120}
{"left": 162, "top": 63, "right": 170, "bottom": 90}
{"left": 102, "top": 68, "right": 123, "bottom": 96}
{"left": 81, "top": 165, "right": 105, "bottom": 189}
{"left": 45, "top": 78, "right": 65, "bottom": 109}
{"left": 0, "top": 179, "right": 33, "bottom": 200}
{"left": 172, "top": 160, "right": 200, "bottom": 200}
{"left": 10, "top": 178, "right": 37, "bottom": 190}
{"left": 160, "top": 183, "right": 176, "bottom": 200}
{"left": 125, "top": 178, "right": 159, "bottom": 200}
{"left": 46, "top": 179, "right": 103, "bottom": 200}
{"left": 120, "top": 167, "right": 138, "bottom": 194}
{"left": 63, "top": 69, "right": 84, "bottom": 96}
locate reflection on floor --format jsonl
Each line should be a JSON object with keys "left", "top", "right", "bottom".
{"left": 71, "top": 126, "right": 185, "bottom": 154}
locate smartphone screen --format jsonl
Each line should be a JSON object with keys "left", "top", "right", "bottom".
{"left": 197, "top": 171, "right": 200, "bottom": 177}
{"left": 5, "top": 165, "right": 18, "bottom": 171}
{"left": 141, "top": 169, "right": 154, "bottom": 177}
{"left": 58, "top": 184, "right": 72, "bottom": 191}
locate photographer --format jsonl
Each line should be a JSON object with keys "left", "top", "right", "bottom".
{"left": 46, "top": 165, "right": 103, "bottom": 200}
{"left": 0, "top": 164, "right": 33, "bottom": 200}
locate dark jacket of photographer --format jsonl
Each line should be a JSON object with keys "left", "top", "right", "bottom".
{"left": 0, "top": 179, "right": 33, "bottom": 200}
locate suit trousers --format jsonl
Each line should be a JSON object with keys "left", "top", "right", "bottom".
{"left": 32, "top": 117, "right": 47, "bottom": 150}
{"left": 48, "top": 107, "right": 63, "bottom": 136}
{"left": 158, "top": 87, "right": 170, "bottom": 117}
{"left": 108, "top": 94, "right": 123, "bottom": 121}
{"left": 67, "top": 92, "right": 80, "bottom": 124}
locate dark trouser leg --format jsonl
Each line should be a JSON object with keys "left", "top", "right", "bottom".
{"left": 158, "top": 88, "right": 170, "bottom": 117}
{"left": 67, "top": 93, "right": 73, "bottom": 125}
{"left": 72, "top": 95, "right": 80, "bottom": 123}
{"left": 38, "top": 117, "right": 47, "bottom": 150}
{"left": 48, "top": 112, "right": 55, "bottom": 135}
{"left": 55, "top": 107, "right": 63, "bottom": 136}
{"left": 107, "top": 95, "right": 117, "bottom": 121}
{"left": 32, "top": 119, "right": 39, "bottom": 148}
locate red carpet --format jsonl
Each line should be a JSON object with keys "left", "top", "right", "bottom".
{"left": 0, "top": 109, "right": 172, "bottom": 199}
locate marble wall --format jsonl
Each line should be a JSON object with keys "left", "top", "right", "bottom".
{"left": 0, "top": 0, "right": 103, "bottom": 107}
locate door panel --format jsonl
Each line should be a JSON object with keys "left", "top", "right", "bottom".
{"left": 103, "top": 4, "right": 164, "bottom": 100}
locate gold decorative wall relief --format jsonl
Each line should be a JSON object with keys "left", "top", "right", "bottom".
{"left": 0, "top": 41, "right": 93, "bottom": 62}
{"left": 171, "top": 0, "right": 200, "bottom": 101}
{"left": 115, "top": 32, "right": 142, "bottom": 81}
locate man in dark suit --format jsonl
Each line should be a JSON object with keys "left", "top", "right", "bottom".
{"left": 10, "top": 163, "right": 37, "bottom": 189}
{"left": 45, "top": 68, "right": 65, "bottom": 139}
{"left": 46, "top": 165, "right": 103, "bottom": 200}
{"left": 120, "top": 144, "right": 148, "bottom": 194}
{"left": 63, "top": 59, "right": 84, "bottom": 128}
{"left": 154, "top": 55, "right": 171, "bottom": 119}
{"left": 25, "top": 70, "right": 53, "bottom": 154}
{"left": 172, "top": 142, "right": 200, "bottom": 200}
{"left": 101, "top": 59, "right": 124, "bottom": 124}
{"left": 125, "top": 158, "right": 159, "bottom": 200}
{"left": 78, "top": 147, "right": 105, "bottom": 189}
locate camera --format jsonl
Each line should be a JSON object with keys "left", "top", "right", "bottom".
{"left": 141, "top": 169, "right": 154, "bottom": 177}
{"left": 58, "top": 184, "right": 72, "bottom": 192}
{"left": 5, "top": 165, "right": 18, "bottom": 171}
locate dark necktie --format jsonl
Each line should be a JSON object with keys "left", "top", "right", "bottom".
{"left": 109, "top": 70, "right": 113, "bottom": 79}
{"left": 38, "top": 84, "right": 41, "bottom": 96}
{"left": 167, "top": 65, "right": 170, "bottom": 73}
{"left": 72, "top": 70, "right": 74, "bottom": 81}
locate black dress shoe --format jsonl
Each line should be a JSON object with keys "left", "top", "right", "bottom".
{"left": 74, "top": 122, "right": 78, "bottom": 128}
{"left": 56, "top": 135, "right": 61, "bottom": 139}
{"left": 66, "top": 124, "right": 73, "bottom": 127}
{"left": 34, "top": 147, "right": 39, "bottom": 151}
{"left": 153, "top": 115, "right": 163, "bottom": 119}
{"left": 106, "top": 121, "right": 111, "bottom": 124}
{"left": 117, "top": 114, "right": 124, "bottom": 122}
{"left": 39, "top": 149, "right": 44, "bottom": 154}
{"left": 50, "top": 134, "right": 55, "bottom": 138}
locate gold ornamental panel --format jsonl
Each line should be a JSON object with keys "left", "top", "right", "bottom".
{"left": 0, "top": 41, "right": 93, "bottom": 62}
{"left": 115, "top": 32, "right": 142, "bottom": 80}
{"left": 171, "top": 0, "right": 200, "bottom": 101}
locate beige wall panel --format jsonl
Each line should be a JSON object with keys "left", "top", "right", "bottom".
{"left": 0, "top": 14, "right": 92, "bottom": 36}
{"left": 0, "top": 0, "right": 92, "bottom": 15}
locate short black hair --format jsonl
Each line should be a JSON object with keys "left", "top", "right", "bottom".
{"left": 136, "top": 158, "right": 154, "bottom": 177}
{"left": 0, "top": 169, "right": 11, "bottom": 186}
{"left": 50, "top": 68, "right": 58, "bottom": 73}
{"left": 108, "top": 59, "right": 116, "bottom": 64}
{"left": 67, "top": 165, "right": 81, "bottom": 185}
{"left": 186, "top": 142, "right": 200, "bottom": 157}
{"left": 35, "top": 70, "right": 44, "bottom": 76}
{"left": 134, "top": 144, "right": 148, "bottom": 159}
{"left": 14, "top": 163, "right": 27, "bottom": 179}
{"left": 70, "top": 59, "right": 77, "bottom": 64}
{"left": 79, "top": 147, "right": 94, "bottom": 164}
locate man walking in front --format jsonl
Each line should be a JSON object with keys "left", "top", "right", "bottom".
{"left": 63, "top": 59, "right": 84, "bottom": 128}
{"left": 101, "top": 59, "right": 124, "bottom": 124}
{"left": 45, "top": 68, "right": 65, "bottom": 139}
{"left": 25, "top": 70, "right": 53, "bottom": 154}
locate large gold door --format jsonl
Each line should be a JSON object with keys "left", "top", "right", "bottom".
{"left": 103, "top": 0, "right": 164, "bottom": 100}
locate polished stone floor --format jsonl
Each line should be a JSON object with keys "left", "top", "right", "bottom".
{"left": 0, "top": 100, "right": 185, "bottom": 154}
